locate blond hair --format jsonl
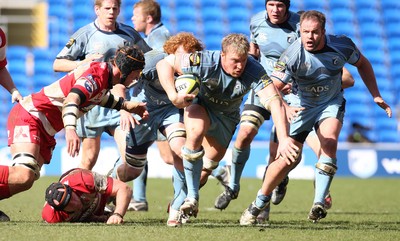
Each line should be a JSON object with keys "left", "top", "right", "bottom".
{"left": 134, "top": 0, "right": 162, "bottom": 22}
{"left": 221, "top": 34, "right": 249, "bottom": 56}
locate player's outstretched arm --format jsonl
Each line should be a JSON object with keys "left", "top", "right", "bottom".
{"left": 107, "top": 178, "right": 132, "bottom": 224}
{"left": 353, "top": 54, "right": 392, "bottom": 117}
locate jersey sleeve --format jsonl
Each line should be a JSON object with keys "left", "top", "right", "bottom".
{"left": 270, "top": 39, "right": 301, "bottom": 84}
{"left": 56, "top": 25, "right": 92, "bottom": 61}
{"left": 0, "top": 28, "right": 7, "bottom": 68}
{"left": 70, "top": 63, "right": 109, "bottom": 105}
{"left": 345, "top": 39, "right": 361, "bottom": 65}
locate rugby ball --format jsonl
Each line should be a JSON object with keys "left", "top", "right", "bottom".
{"left": 175, "top": 74, "right": 200, "bottom": 96}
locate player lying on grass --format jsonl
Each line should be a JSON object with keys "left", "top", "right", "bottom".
{"left": 0, "top": 45, "right": 148, "bottom": 222}
{"left": 42, "top": 168, "right": 132, "bottom": 224}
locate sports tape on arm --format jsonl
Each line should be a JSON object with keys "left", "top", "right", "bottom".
{"left": 62, "top": 102, "right": 80, "bottom": 129}
{"left": 261, "top": 94, "right": 281, "bottom": 112}
{"left": 99, "top": 93, "right": 124, "bottom": 111}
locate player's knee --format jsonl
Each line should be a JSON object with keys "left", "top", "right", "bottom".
{"left": 167, "top": 128, "right": 186, "bottom": 142}
{"left": 202, "top": 157, "right": 219, "bottom": 172}
{"left": 12, "top": 153, "right": 40, "bottom": 181}
{"left": 240, "top": 109, "right": 265, "bottom": 132}
{"left": 316, "top": 161, "right": 337, "bottom": 177}
{"left": 181, "top": 146, "right": 204, "bottom": 162}
{"left": 238, "top": 110, "right": 264, "bottom": 144}
{"left": 125, "top": 152, "right": 147, "bottom": 170}
{"left": 116, "top": 164, "right": 143, "bottom": 182}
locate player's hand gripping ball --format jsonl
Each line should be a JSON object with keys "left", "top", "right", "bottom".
{"left": 175, "top": 74, "right": 200, "bottom": 96}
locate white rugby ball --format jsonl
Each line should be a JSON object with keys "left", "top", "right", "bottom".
{"left": 175, "top": 74, "right": 200, "bottom": 96}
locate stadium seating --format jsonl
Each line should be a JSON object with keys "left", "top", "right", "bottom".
{"left": 329, "top": 0, "right": 353, "bottom": 10}
{"left": 3, "top": 0, "right": 399, "bottom": 143}
{"left": 303, "top": 0, "right": 326, "bottom": 12}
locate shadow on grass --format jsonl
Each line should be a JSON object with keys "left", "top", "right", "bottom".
{"left": 120, "top": 218, "right": 400, "bottom": 231}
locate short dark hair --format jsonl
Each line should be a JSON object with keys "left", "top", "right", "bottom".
{"left": 265, "top": 0, "right": 290, "bottom": 10}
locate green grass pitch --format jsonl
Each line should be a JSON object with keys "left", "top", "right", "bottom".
{"left": 1, "top": 177, "right": 399, "bottom": 241}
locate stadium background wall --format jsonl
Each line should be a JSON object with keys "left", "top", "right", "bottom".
{"left": 0, "top": 141, "right": 399, "bottom": 179}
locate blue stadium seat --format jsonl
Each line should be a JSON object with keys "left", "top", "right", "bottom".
{"left": 254, "top": 125, "right": 271, "bottom": 141}
{"left": 380, "top": 0, "right": 400, "bottom": 10}
{"left": 354, "top": 0, "right": 379, "bottom": 10}
{"left": 333, "top": 24, "right": 356, "bottom": 38}
{"left": 33, "top": 74, "right": 54, "bottom": 91}
{"left": 203, "top": 19, "right": 227, "bottom": 37}
{"left": 386, "top": 22, "right": 400, "bottom": 38}
{"left": 227, "top": 7, "right": 251, "bottom": 23}
{"left": 382, "top": 9, "right": 400, "bottom": 23}
{"left": 201, "top": 6, "right": 225, "bottom": 22}
{"left": 201, "top": 0, "right": 222, "bottom": 8}
{"left": 160, "top": 7, "right": 173, "bottom": 25}
{"left": 387, "top": 37, "right": 400, "bottom": 51}
{"left": 175, "top": 6, "right": 198, "bottom": 22}
{"left": 174, "top": 0, "right": 196, "bottom": 8}
{"left": 357, "top": 8, "right": 381, "bottom": 23}
{"left": 373, "top": 64, "right": 390, "bottom": 83}
{"left": 344, "top": 89, "right": 370, "bottom": 104}
{"left": 361, "top": 36, "right": 385, "bottom": 51}
{"left": 7, "top": 46, "right": 29, "bottom": 60}
{"left": 330, "top": 8, "right": 356, "bottom": 25}
{"left": 32, "top": 48, "right": 56, "bottom": 61}
{"left": 362, "top": 49, "right": 386, "bottom": 66}
{"left": 48, "top": 4, "right": 70, "bottom": 22}
{"left": 338, "top": 131, "right": 349, "bottom": 142}
{"left": 288, "top": 1, "right": 302, "bottom": 13}
{"left": 122, "top": 7, "right": 132, "bottom": 23}
{"left": 303, "top": 0, "right": 326, "bottom": 11}
{"left": 176, "top": 20, "right": 202, "bottom": 37}
{"left": 72, "top": 3, "right": 94, "bottom": 21}
{"left": 376, "top": 130, "right": 400, "bottom": 143}
{"left": 204, "top": 34, "right": 224, "bottom": 50}
{"left": 228, "top": 21, "right": 249, "bottom": 35}
{"left": 156, "top": 0, "right": 172, "bottom": 9}
{"left": 345, "top": 102, "right": 373, "bottom": 119}
{"left": 34, "top": 60, "right": 54, "bottom": 76}
{"left": 252, "top": 1, "right": 265, "bottom": 13}
{"left": 6, "top": 60, "right": 26, "bottom": 76}
{"left": 9, "top": 72, "right": 29, "bottom": 88}
{"left": 377, "top": 90, "right": 396, "bottom": 106}
{"left": 226, "top": 0, "right": 250, "bottom": 9}
{"left": 375, "top": 117, "right": 398, "bottom": 130}
{"left": 73, "top": 19, "right": 90, "bottom": 32}
{"left": 346, "top": 117, "right": 376, "bottom": 133}
{"left": 359, "top": 22, "right": 385, "bottom": 38}
{"left": 329, "top": 0, "right": 352, "bottom": 10}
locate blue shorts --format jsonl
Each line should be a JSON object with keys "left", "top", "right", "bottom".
{"left": 126, "top": 104, "right": 183, "bottom": 146}
{"left": 290, "top": 95, "right": 346, "bottom": 143}
{"left": 204, "top": 106, "right": 240, "bottom": 149}
{"left": 76, "top": 106, "right": 121, "bottom": 138}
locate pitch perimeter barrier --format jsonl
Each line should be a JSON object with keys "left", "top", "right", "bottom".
{"left": 0, "top": 141, "right": 399, "bottom": 179}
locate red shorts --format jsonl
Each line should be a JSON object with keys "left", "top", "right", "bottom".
{"left": 7, "top": 104, "right": 56, "bottom": 164}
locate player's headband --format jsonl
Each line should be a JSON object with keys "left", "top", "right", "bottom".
{"left": 45, "top": 182, "right": 72, "bottom": 211}
{"left": 115, "top": 47, "right": 145, "bottom": 84}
